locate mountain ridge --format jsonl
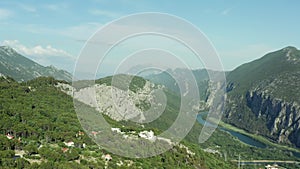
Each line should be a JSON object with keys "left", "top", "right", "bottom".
{"left": 224, "top": 46, "right": 300, "bottom": 148}
{"left": 1, "top": 46, "right": 300, "bottom": 167}
{"left": 0, "top": 46, "right": 72, "bottom": 82}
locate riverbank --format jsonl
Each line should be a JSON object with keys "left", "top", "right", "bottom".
{"left": 198, "top": 112, "right": 300, "bottom": 159}
{"left": 217, "top": 120, "right": 300, "bottom": 154}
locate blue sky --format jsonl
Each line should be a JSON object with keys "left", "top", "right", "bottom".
{"left": 0, "top": 0, "right": 300, "bottom": 75}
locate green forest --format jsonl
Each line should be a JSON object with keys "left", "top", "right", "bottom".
{"left": 0, "top": 76, "right": 236, "bottom": 169}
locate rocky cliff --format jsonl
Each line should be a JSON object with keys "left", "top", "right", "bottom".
{"left": 224, "top": 46, "right": 300, "bottom": 148}
{"left": 245, "top": 90, "right": 300, "bottom": 146}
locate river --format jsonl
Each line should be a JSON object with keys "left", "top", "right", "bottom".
{"left": 197, "top": 112, "right": 300, "bottom": 159}
{"left": 197, "top": 112, "right": 266, "bottom": 148}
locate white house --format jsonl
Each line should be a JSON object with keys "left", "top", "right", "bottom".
{"left": 6, "top": 133, "right": 14, "bottom": 140}
{"left": 265, "top": 164, "right": 280, "bottom": 169}
{"left": 64, "top": 141, "right": 75, "bottom": 147}
{"left": 111, "top": 128, "right": 121, "bottom": 133}
{"left": 138, "top": 130, "right": 156, "bottom": 142}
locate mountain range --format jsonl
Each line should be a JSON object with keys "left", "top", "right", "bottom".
{"left": 136, "top": 46, "right": 300, "bottom": 149}
{"left": 1, "top": 45, "right": 300, "bottom": 168}
{"left": 0, "top": 46, "right": 72, "bottom": 82}
{"left": 1, "top": 45, "right": 300, "bottom": 148}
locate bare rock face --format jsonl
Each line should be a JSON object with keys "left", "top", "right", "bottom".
{"left": 73, "top": 81, "right": 162, "bottom": 122}
{"left": 245, "top": 91, "right": 300, "bottom": 146}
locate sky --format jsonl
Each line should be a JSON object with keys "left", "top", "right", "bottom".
{"left": 0, "top": 0, "right": 300, "bottom": 76}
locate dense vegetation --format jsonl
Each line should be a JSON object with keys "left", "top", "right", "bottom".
{"left": 96, "top": 74, "right": 147, "bottom": 93}
{"left": 0, "top": 76, "right": 236, "bottom": 169}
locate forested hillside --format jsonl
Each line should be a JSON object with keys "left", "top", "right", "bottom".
{"left": 0, "top": 76, "right": 235, "bottom": 169}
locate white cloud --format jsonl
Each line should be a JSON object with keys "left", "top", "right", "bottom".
{"left": 1, "top": 40, "right": 74, "bottom": 59}
{"left": 1, "top": 40, "right": 75, "bottom": 71}
{"left": 89, "top": 9, "right": 122, "bottom": 18}
{"left": 0, "top": 9, "right": 13, "bottom": 20}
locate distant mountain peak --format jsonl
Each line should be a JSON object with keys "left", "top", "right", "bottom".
{"left": 0, "top": 45, "right": 14, "bottom": 50}
{"left": 283, "top": 46, "right": 297, "bottom": 51}
{"left": 47, "top": 65, "right": 58, "bottom": 70}
{"left": 0, "top": 46, "right": 18, "bottom": 56}
{"left": 282, "top": 46, "right": 300, "bottom": 62}
{"left": 0, "top": 46, "right": 72, "bottom": 82}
